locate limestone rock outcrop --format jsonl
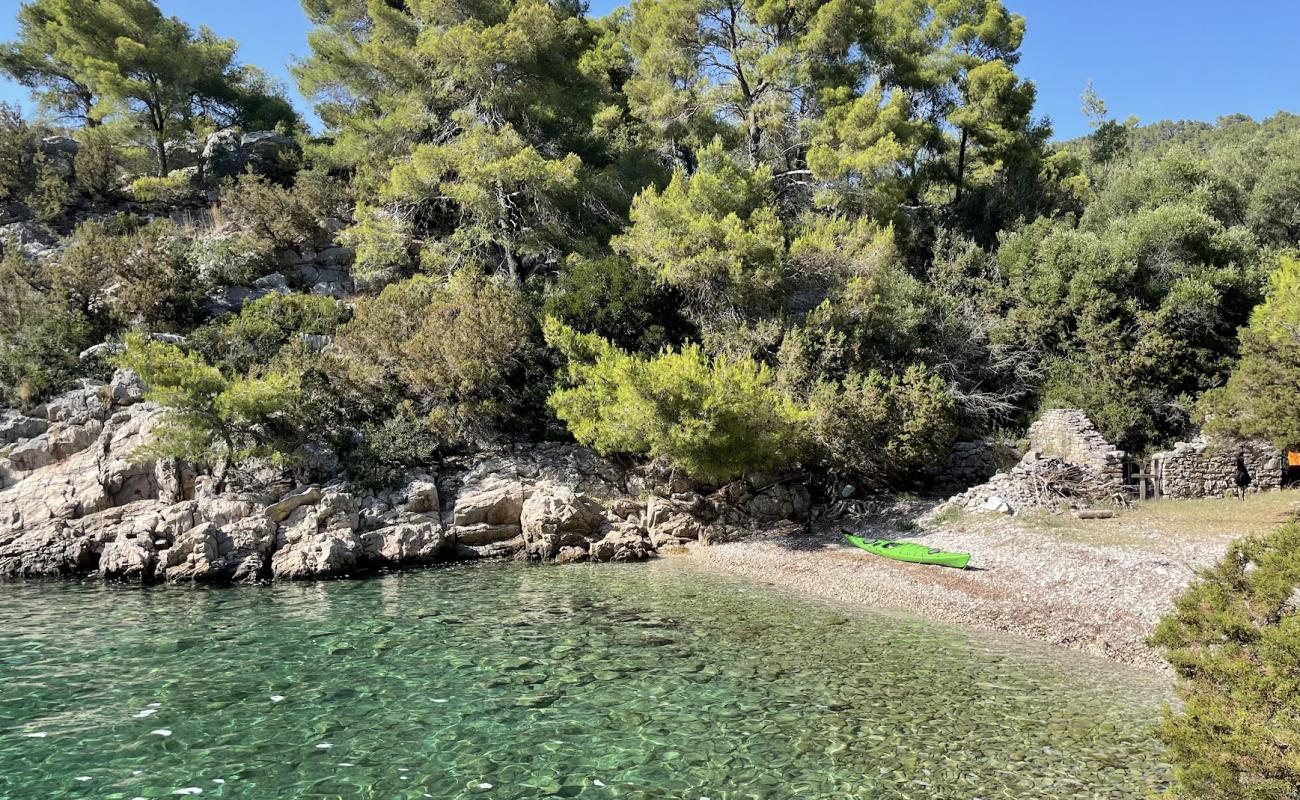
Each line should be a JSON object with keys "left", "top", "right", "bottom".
{"left": 0, "top": 380, "right": 813, "bottom": 584}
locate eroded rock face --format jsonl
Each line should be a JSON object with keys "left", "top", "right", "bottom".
{"left": 0, "top": 381, "right": 813, "bottom": 583}
{"left": 271, "top": 489, "right": 362, "bottom": 580}
{"left": 520, "top": 485, "right": 603, "bottom": 561}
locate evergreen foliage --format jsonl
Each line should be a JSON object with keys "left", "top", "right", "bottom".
{"left": 546, "top": 319, "right": 808, "bottom": 483}
{"left": 1199, "top": 256, "right": 1300, "bottom": 450}
{"left": 1152, "top": 522, "right": 1300, "bottom": 800}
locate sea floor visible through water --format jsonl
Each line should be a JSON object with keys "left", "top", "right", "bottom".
{"left": 0, "top": 560, "right": 1170, "bottom": 799}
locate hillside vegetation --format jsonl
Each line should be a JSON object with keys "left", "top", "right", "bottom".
{"left": 1, "top": 0, "right": 1297, "bottom": 495}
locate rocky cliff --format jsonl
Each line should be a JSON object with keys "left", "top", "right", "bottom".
{"left": 0, "top": 374, "right": 810, "bottom": 583}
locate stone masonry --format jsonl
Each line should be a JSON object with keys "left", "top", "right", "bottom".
{"left": 1150, "top": 437, "right": 1283, "bottom": 498}
{"left": 1027, "top": 409, "right": 1126, "bottom": 484}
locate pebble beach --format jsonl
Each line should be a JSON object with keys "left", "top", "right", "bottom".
{"left": 682, "top": 493, "right": 1299, "bottom": 670}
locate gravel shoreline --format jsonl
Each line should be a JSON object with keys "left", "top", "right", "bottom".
{"left": 678, "top": 500, "right": 1284, "bottom": 671}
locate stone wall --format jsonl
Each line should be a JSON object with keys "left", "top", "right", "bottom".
{"left": 940, "top": 409, "right": 1126, "bottom": 516}
{"left": 930, "top": 439, "right": 1020, "bottom": 493}
{"left": 1027, "top": 409, "right": 1126, "bottom": 484}
{"left": 1150, "top": 437, "right": 1283, "bottom": 498}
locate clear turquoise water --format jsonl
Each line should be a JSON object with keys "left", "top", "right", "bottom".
{"left": 0, "top": 561, "right": 1169, "bottom": 799}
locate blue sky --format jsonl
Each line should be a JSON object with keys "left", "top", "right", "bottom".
{"left": 1, "top": 0, "right": 1297, "bottom": 140}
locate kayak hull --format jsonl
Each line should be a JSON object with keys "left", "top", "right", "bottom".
{"left": 844, "top": 534, "right": 971, "bottom": 570}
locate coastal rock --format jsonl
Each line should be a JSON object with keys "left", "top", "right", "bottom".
{"left": 100, "top": 534, "right": 158, "bottom": 581}
{"left": 520, "top": 485, "right": 603, "bottom": 560}
{"left": 590, "top": 525, "right": 652, "bottom": 562}
{"left": 163, "top": 516, "right": 276, "bottom": 583}
{"left": 271, "top": 489, "right": 362, "bottom": 579}
{"left": 646, "top": 496, "right": 702, "bottom": 547}
{"left": 360, "top": 520, "right": 446, "bottom": 565}
{"left": 0, "top": 519, "right": 102, "bottom": 577}
{"left": 0, "top": 384, "right": 815, "bottom": 583}
{"left": 0, "top": 410, "right": 48, "bottom": 445}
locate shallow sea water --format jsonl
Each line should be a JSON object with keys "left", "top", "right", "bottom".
{"left": 0, "top": 560, "right": 1169, "bottom": 799}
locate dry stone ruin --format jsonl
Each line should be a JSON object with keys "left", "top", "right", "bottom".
{"left": 1149, "top": 437, "right": 1283, "bottom": 498}
{"left": 942, "top": 409, "right": 1126, "bottom": 516}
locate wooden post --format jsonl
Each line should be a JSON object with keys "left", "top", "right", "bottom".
{"left": 1130, "top": 472, "right": 1156, "bottom": 503}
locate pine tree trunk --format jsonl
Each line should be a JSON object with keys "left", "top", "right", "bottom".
{"left": 955, "top": 128, "right": 969, "bottom": 204}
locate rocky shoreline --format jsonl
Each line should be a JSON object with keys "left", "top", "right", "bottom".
{"left": 0, "top": 371, "right": 811, "bottom": 583}
{"left": 1, "top": 375, "right": 1264, "bottom": 673}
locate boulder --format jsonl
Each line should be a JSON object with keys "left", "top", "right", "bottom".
{"left": 109, "top": 368, "right": 146, "bottom": 406}
{"left": 200, "top": 129, "right": 244, "bottom": 181}
{"left": 646, "top": 496, "right": 702, "bottom": 547}
{"left": 265, "top": 485, "right": 322, "bottom": 523}
{"left": 590, "top": 525, "right": 653, "bottom": 563}
{"left": 39, "top": 136, "right": 79, "bottom": 178}
{"left": 101, "top": 534, "right": 158, "bottom": 581}
{"left": 0, "top": 219, "right": 60, "bottom": 259}
{"left": 271, "top": 489, "right": 362, "bottom": 579}
{"left": 164, "top": 517, "right": 275, "bottom": 583}
{"left": 360, "top": 520, "right": 446, "bottom": 565}
{"left": 0, "top": 410, "right": 48, "bottom": 445}
{"left": 241, "top": 131, "right": 299, "bottom": 180}
{"left": 33, "top": 385, "right": 109, "bottom": 424}
{"left": 452, "top": 473, "right": 525, "bottom": 527}
{"left": 520, "top": 485, "right": 603, "bottom": 561}
{"left": 0, "top": 519, "right": 102, "bottom": 578}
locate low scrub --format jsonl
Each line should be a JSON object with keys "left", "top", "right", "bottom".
{"left": 1152, "top": 522, "right": 1300, "bottom": 799}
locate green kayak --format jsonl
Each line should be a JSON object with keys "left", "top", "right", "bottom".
{"left": 844, "top": 534, "right": 971, "bottom": 570}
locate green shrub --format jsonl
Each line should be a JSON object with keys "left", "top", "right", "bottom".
{"left": 347, "top": 403, "right": 445, "bottom": 490}
{"left": 336, "top": 271, "right": 538, "bottom": 441}
{"left": 1151, "top": 522, "right": 1300, "bottom": 799}
{"left": 117, "top": 334, "right": 303, "bottom": 489}
{"left": 806, "top": 366, "right": 958, "bottom": 490}
{"left": 186, "top": 230, "right": 273, "bottom": 288}
{"left": 218, "top": 172, "right": 322, "bottom": 253}
{"left": 130, "top": 170, "right": 199, "bottom": 206}
{"left": 194, "top": 292, "right": 349, "bottom": 373}
{"left": 545, "top": 319, "right": 807, "bottom": 484}
{"left": 544, "top": 255, "right": 694, "bottom": 356}
{"left": 0, "top": 103, "right": 38, "bottom": 202}
{"left": 73, "top": 126, "right": 123, "bottom": 201}
{"left": 342, "top": 203, "right": 415, "bottom": 288}
{"left": 29, "top": 158, "right": 72, "bottom": 223}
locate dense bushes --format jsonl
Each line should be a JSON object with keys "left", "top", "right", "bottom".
{"left": 1152, "top": 522, "right": 1300, "bottom": 799}
{"left": 1200, "top": 256, "right": 1300, "bottom": 449}
{"left": 0, "top": 0, "right": 1296, "bottom": 492}
{"left": 546, "top": 320, "right": 807, "bottom": 483}
{"left": 335, "top": 271, "right": 540, "bottom": 445}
